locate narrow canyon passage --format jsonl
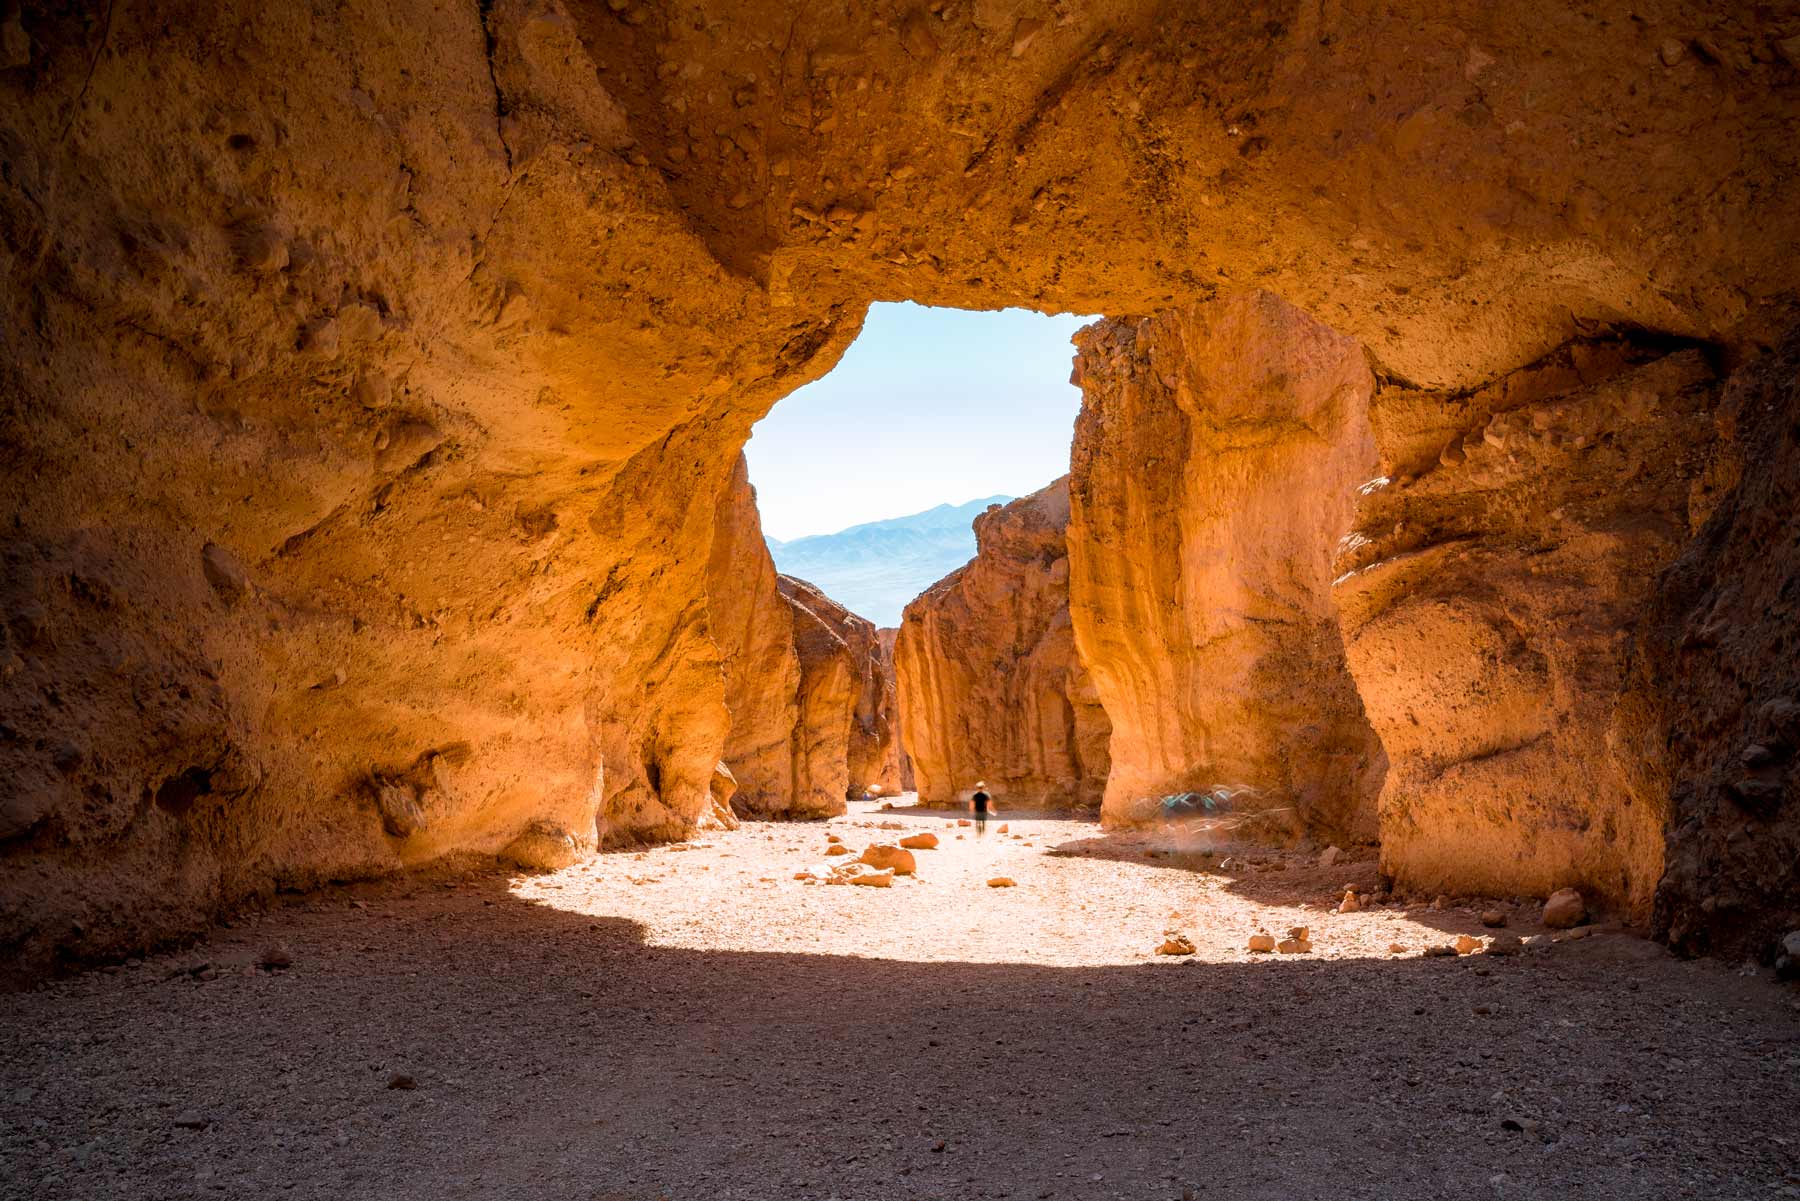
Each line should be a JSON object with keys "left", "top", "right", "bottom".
{"left": 5, "top": 801, "right": 1796, "bottom": 1201}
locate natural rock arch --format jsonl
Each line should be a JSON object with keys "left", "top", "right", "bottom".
{"left": 1, "top": 0, "right": 1797, "bottom": 974}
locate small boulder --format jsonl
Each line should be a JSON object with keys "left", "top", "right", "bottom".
{"left": 1454, "top": 934, "right": 1481, "bottom": 955}
{"left": 1156, "top": 934, "right": 1196, "bottom": 956}
{"left": 1387, "top": 942, "right": 1407, "bottom": 955}
{"left": 826, "top": 834, "right": 842, "bottom": 844}
{"left": 848, "top": 869, "right": 895, "bottom": 888}
{"left": 1542, "top": 888, "right": 1586, "bottom": 929}
{"left": 1523, "top": 934, "right": 1553, "bottom": 949}
{"left": 1247, "top": 933, "right": 1276, "bottom": 953}
{"left": 257, "top": 943, "right": 294, "bottom": 970}
{"left": 899, "top": 832, "right": 938, "bottom": 850}
{"left": 1480, "top": 909, "right": 1508, "bottom": 928}
{"left": 986, "top": 877, "right": 1016, "bottom": 888}
{"left": 859, "top": 844, "right": 916, "bottom": 875}
{"left": 1337, "top": 890, "right": 1361, "bottom": 914}
{"left": 1486, "top": 934, "right": 1522, "bottom": 956}
{"left": 1285, "top": 925, "right": 1310, "bottom": 942}
{"left": 1277, "top": 938, "right": 1312, "bottom": 954}
{"left": 1318, "top": 845, "right": 1343, "bottom": 867}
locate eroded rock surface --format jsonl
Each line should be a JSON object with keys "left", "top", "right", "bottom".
{"left": 894, "top": 481, "right": 1109, "bottom": 808}
{"left": 1067, "top": 294, "right": 1384, "bottom": 839}
{"left": 1334, "top": 339, "right": 1728, "bottom": 917}
{"left": 776, "top": 576, "right": 894, "bottom": 817}
{"left": 1646, "top": 331, "right": 1800, "bottom": 957}
{"left": 3, "top": 0, "right": 1799, "bottom": 973}
{"left": 706, "top": 455, "right": 804, "bottom": 817}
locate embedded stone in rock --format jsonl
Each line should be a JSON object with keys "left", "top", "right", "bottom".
{"left": 859, "top": 844, "right": 916, "bottom": 875}
{"left": 502, "top": 823, "right": 586, "bottom": 871}
{"left": 895, "top": 479, "right": 1109, "bottom": 809}
{"left": 200, "top": 542, "right": 250, "bottom": 605}
{"left": 898, "top": 832, "right": 938, "bottom": 850}
{"left": 1067, "top": 294, "right": 1384, "bottom": 842}
{"left": 1543, "top": 889, "right": 1588, "bottom": 929}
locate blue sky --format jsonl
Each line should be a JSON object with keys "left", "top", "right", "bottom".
{"left": 745, "top": 302, "right": 1098, "bottom": 540}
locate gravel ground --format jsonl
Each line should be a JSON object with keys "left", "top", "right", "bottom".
{"left": 4, "top": 799, "right": 1798, "bottom": 1200}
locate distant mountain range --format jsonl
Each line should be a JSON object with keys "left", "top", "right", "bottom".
{"left": 767, "top": 495, "right": 1012, "bottom": 627}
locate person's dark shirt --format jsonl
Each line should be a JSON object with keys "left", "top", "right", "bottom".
{"left": 972, "top": 791, "right": 990, "bottom": 813}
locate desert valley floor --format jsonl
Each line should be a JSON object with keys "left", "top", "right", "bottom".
{"left": 4, "top": 800, "right": 1798, "bottom": 1201}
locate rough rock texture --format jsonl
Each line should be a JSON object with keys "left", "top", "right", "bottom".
{"left": 776, "top": 575, "right": 895, "bottom": 816}
{"left": 707, "top": 460, "right": 901, "bottom": 817}
{"left": 3, "top": 0, "right": 1800, "bottom": 972}
{"left": 894, "top": 480, "right": 1109, "bottom": 808}
{"left": 1333, "top": 339, "right": 1729, "bottom": 918}
{"left": 705, "top": 455, "right": 803, "bottom": 816}
{"left": 1067, "top": 295, "right": 1384, "bottom": 839}
{"left": 1647, "top": 331, "right": 1800, "bottom": 958}
{"left": 876, "top": 628, "right": 915, "bottom": 793}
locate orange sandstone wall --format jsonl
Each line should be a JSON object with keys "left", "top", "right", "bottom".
{"left": 894, "top": 481, "right": 1109, "bottom": 809}
{"left": 1066, "top": 294, "right": 1384, "bottom": 841}
{"left": 1334, "top": 340, "right": 1730, "bottom": 917}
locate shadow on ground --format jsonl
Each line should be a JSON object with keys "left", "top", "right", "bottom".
{"left": 2, "top": 872, "right": 1796, "bottom": 1201}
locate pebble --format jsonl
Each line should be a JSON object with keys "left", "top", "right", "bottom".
{"left": 386, "top": 1073, "right": 417, "bottom": 1090}
{"left": 1156, "top": 935, "right": 1196, "bottom": 956}
{"left": 899, "top": 832, "right": 938, "bottom": 850}
{"left": 258, "top": 943, "right": 294, "bottom": 970}
{"left": 172, "top": 1114, "right": 209, "bottom": 1130}
{"left": 1480, "top": 909, "right": 1508, "bottom": 928}
{"left": 824, "top": 844, "right": 852, "bottom": 857}
{"left": 986, "top": 877, "right": 1016, "bottom": 888}
{"left": 1247, "top": 933, "right": 1276, "bottom": 953}
{"left": 1276, "top": 938, "right": 1312, "bottom": 955}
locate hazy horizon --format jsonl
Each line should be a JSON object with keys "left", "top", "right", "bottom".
{"left": 745, "top": 302, "right": 1096, "bottom": 542}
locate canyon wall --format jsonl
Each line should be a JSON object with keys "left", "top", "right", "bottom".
{"left": 876, "top": 629, "right": 915, "bottom": 793}
{"left": 705, "top": 455, "right": 803, "bottom": 816}
{"left": 1333, "top": 340, "right": 1730, "bottom": 917}
{"left": 1066, "top": 294, "right": 1384, "bottom": 841}
{"left": 707, "top": 458, "right": 901, "bottom": 818}
{"left": 1645, "top": 332, "right": 1800, "bottom": 956}
{"left": 894, "top": 481, "right": 1109, "bottom": 809}
{"left": 775, "top": 575, "right": 897, "bottom": 816}
{"left": 3, "top": 0, "right": 1799, "bottom": 972}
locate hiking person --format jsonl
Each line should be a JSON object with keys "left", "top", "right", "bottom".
{"left": 971, "top": 783, "right": 992, "bottom": 835}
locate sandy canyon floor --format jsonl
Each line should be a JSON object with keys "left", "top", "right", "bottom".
{"left": 4, "top": 799, "right": 1798, "bottom": 1201}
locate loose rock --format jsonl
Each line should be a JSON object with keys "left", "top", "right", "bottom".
{"left": 898, "top": 832, "right": 938, "bottom": 850}
{"left": 1247, "top": 933, "right": 1276, "bottom": 953}
{"left": 1454, "top": 934, "right": 1481, "bottom": 955}
{"left": 1156, "top": 934, "right": 1196, "bottom": 956}
{"left": 986, "top": 877, "right": 1016, "bottom": 888}
{"left": 859, "top": 844, "right": 917, "bottom": 875}
{"left": 1480, "top": 909, "right": 1507, "bottom": 928}
{"left": 1543, "top": 888, "right": 1586, "bottom": 929}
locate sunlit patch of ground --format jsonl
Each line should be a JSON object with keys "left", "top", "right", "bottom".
{"left": 511, "top": 798, "right": 1562, "bottom": 964}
